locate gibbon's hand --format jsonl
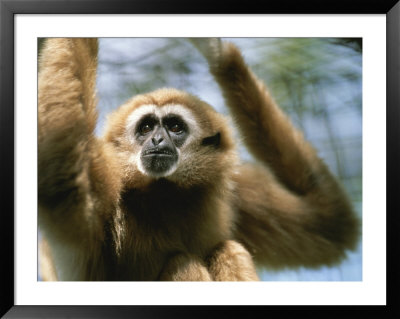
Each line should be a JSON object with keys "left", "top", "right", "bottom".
{"left": 159, "top": 253, "right": 212, "bottom": 281}
{"left": 207, "top": 240, "right": 259, "bottom": 281}
{"left": 189, "top": 38, "right": 223, "bottom": 68}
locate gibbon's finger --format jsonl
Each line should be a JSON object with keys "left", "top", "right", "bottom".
{"left": 189, "top": 37, "right": 222, "bottom": 67}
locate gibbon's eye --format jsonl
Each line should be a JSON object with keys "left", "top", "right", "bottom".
{"left": 139, "top": 123, "right": 154, "bottom": 135}
{"left": 136, "top": 115, "right": 158, "bottom": 136}
{"left": 164, "top": 115, "right": 186, "bottom": 134}
{"left": 169, "top": 123, "right": 183, "bottom": 133}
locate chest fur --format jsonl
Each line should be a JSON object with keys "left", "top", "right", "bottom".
{"left": 110, "top": 180, "right": 234, "bottom": 280}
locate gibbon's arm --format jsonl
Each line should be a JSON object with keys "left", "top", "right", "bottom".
{"left": 38, "top": 39, "right": 120, "bottom": 243}
{"left": 193, "top": 38, "right": 360, "bottom": 269}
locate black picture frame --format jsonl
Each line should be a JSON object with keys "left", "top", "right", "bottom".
{"left": 1, "top": 0, "right": 398, "bottom": 318}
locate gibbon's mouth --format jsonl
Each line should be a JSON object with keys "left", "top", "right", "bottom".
{"left": 142, "top": 148, "right": 175, "bottom": 157}
{"left": 140, "top": 148, "right": 179, "bottom": 177}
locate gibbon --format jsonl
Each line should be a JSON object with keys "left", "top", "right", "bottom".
{"left": 38, "top": 38, "right": 360, "bottom": 281}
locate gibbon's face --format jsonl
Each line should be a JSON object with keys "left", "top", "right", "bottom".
{"left": 103, "top": 88, "right": 237, "bottom": 186}
{"left": 126, "top": 104, "right": 196, "bottom": 178}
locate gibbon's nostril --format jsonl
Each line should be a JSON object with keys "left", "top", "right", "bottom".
{"left": 152, "top": 136, "right": 164, "bottom": 146}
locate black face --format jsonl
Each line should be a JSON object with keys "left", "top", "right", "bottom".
{"left": 135, "top": 114, "right": 189, "bottom": 176}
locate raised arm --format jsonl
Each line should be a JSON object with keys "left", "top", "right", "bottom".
{"left": 38, "top": 38, "right": 121, "bottom": 244}
{"left": 192, "top": 38, "right": 360, "bottom": 269}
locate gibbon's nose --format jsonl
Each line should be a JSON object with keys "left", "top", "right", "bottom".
{"left": 151, "top": 135, "right": 164, "bottom": 146}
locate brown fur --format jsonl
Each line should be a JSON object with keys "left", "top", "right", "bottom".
{"left": 38, "top": 38, "right": 360, "bottom": 281}
{"left": 198, "top": 40, "right": 360, "bottom": 268}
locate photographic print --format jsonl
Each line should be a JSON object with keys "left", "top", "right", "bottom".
{"left": 3, "top": 3, "right": 397, "bottom": 316}
{"left": 37, "top": 37, "right": 362, "bottom": 282}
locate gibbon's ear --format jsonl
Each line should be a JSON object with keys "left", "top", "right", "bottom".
{"left": 201, "top": 132, "right": 221, "bottom": 148}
